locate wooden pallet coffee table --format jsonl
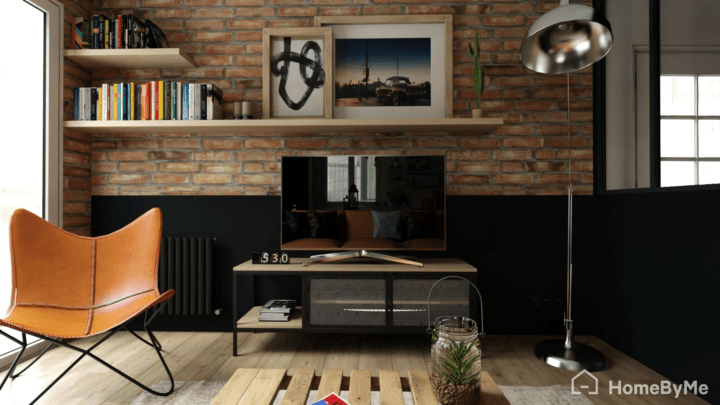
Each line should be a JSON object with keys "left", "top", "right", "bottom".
{"left": 211, "top": 368, "right": 510, "bottom": 405}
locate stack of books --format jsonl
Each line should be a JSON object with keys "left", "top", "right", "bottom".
{"left": 73, "top": 15, "right": 167, "bottom": 50}
{"left": 258, "top": 300, "right": 297, "bottom": 322}
{"left": 72, "top": 82, "right": 223, "bottom": 121}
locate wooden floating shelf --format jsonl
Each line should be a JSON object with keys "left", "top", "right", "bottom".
{"left": 64, "top": 118, "right": 503, "bottom": 134}
{"left": 64, "top": 48, "right": 197, "bottom": 69}
{"left": 237, "top": 306, "right": 303, "bottom": 330}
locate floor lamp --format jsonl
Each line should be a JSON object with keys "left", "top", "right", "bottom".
{"left": 519, "top": 0, "right": 614, "bottom": 372}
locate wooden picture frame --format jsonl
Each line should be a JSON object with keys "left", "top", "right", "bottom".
{"left": 314, "top": 15, "right": 453, "bottom": 119}
{"left": 262, "top": 28, "right": 333, "bottom": 119}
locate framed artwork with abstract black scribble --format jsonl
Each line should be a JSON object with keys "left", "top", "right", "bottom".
{"left": 262, "top": 28, "right": 333, "bottom": 119}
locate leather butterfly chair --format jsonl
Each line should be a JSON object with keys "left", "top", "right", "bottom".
{"left": 0, "top": 208, "right": 175, "bottom": 404}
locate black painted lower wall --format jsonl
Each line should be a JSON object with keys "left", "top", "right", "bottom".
{"left": 91, "top": 191, "right": 718, "bottom": 403}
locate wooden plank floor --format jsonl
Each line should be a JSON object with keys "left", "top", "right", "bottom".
{"left": 0, "top": 333, "right": 709, "bottom": 405}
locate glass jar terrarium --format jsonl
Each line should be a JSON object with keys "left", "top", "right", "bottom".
{"left": 427, "top": 277, "right": 485, "bottom": 405}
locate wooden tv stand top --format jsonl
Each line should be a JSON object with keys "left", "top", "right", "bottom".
{"left": 233, "top": 257, "right": 475, "bottom": 273}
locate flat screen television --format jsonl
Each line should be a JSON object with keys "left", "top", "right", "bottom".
{"left": 281, "top": 155, "right": 446, "bottom": 251}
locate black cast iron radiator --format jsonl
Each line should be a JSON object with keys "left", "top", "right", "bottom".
{"left": 158, "top": 237, "right": 214, "bottom": 315}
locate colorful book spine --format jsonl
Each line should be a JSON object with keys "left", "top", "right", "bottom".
{"left": 154, "top": 81, "right": 160, "bottom": 120}
{"left": 117, "top": 16, "right": 123, "bottom": 49}
{"left": 92, "top": 16, "right": 100, "bottom": 49}
{"left": 72, "top": 18, "right": 83, "bottom": 49}
{"left": 98, "top": 87, "right": 103, "bottom": 121}
{"left": 158, "top": 81, "right": 163, "bottom": 120}
{"left": 112, "top": 84, "right": 117, "bottom": 120}
{"left": 98, "top": 15, "right": 106, "bottom": 49}
{"left": 107, "top": 84, "right": 113, "bottom": 121}
{"left": 104, "top": 19, "right": 110, "bottom": 49}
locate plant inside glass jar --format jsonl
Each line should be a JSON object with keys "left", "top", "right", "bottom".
{"left": 431, "top": 333, "right": 482, "bottom": 405}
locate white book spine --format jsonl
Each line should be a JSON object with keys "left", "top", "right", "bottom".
{"left": 103, "top": 83, "right": 110, "bottom": 121}
{"left": 189, "top": 84, "right": 195, "bottom": 121}
{"left": 79, "top": 88, "right": 85, "bottom": 121}
{"left": 194, "top": 84, "right": 201, "bottom": 121}
{"left": 206, "top": 84, "right": 213, "bottom": 120}
{"left": 84, "top": 88, "right": 91, "bottom": 121}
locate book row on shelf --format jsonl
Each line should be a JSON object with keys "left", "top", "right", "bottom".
{"left": 73, "top": 82, "right": 223, "bottom": 122}
{"left": 73, "top": 14, "right": 168, "bottom": 50}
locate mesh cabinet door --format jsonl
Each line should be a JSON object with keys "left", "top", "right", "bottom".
{"left": 393, "top": 279, "right": 469, "bottom": 327}
{"left": 308, "top": 278, "right": 386, "bottom": 327}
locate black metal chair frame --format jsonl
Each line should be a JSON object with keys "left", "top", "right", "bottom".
{"left": 0, "top": 301, "right": 173, "bottom": 405}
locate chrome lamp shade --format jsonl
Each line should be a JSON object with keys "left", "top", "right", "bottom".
{"left": 520, "top": 2, "right": 613, "bottom": 74}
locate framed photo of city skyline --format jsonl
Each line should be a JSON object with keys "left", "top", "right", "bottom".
{"left": 314, "top": 15, "right": 452, "bottom": 119}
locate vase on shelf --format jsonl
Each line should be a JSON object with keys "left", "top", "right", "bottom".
{"left": 471, "top": 109, "right": 483, "bottom": 118}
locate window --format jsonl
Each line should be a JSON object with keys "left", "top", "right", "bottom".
{"left": 0, "top": 0, "right": 63, "bottom": 367}
{"left": 660, "top": 75, "right": 720, "bottom": 187}
{"left": 326, "top": 156, "right": 376, "bottom": 203}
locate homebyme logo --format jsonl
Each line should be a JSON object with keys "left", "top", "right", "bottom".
{"left": 571, "top": 370, "right": 710, "bottom": 398}
{"left": 312, "top": 392, "right": 350, "bottom": 405}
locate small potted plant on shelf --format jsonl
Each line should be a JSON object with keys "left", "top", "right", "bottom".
{"left": 467, "top": 32, "right": 484, "bottom": 118}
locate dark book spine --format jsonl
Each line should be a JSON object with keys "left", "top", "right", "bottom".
{"left": 73, "top": 88, "right": 79, "bottom": 120}
{"left": 163, "top": 82, "right": 172, "bottom": 120}
{"left": 136, "top": 84, "right": 142, "bottom": 120}
{"left": 201, "top": 84, "right": 207, "bottom": 120}
{"left": 123, "top": 83, "right": 128, "bottom": 121}
{"left": 90, "top": 88, "right": 97, "bottom": 121}
{"left": 126, "top": 15, "right": 133, "bottom": 49}
{"left": 92, "top": 15, "right": 99, "bottom": 49}
{"left": 122, "top": 15, "right": 128, "bottom": 49}
{"left": 117, "top": 16, "right": 123, "bottom": 49}
{"left": 98, "top": 15, "right": 105, "bottom": 49}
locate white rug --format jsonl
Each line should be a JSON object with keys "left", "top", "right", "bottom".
{"left": 131, "top": 381, "right": 592, "bottom": 405}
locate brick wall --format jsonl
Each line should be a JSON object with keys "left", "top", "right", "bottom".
{"left": 81, "top": 0, "right": 593, "bottom": 201}
{"left": 63, "top": 0, "right": 94, "bottom": 235}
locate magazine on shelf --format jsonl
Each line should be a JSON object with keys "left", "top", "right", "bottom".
{"left": 260, "top": 300, "right": 297, "bottom": 313}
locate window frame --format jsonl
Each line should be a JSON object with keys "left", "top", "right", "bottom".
{"left": 594, "top": 0, "right": 720, "bottom": 194}
{"left": 0, "top": 0, "right": 63, "bottom": 372}
{"left": 660, "top": 74, "right": 720, "bottom": 186}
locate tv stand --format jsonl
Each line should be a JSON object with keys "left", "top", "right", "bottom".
{"left": 304, "top": 250, "right": 423, "bottom": 267}
{"left": 231, "top": 258, "right": 477, "bottom": 356}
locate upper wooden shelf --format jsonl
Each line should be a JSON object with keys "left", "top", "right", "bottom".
{"left": 64, "top": 48, "right": 197, "bottom": 69}
{"left": 64, "top": 118, "right": 503, "bottom": 134}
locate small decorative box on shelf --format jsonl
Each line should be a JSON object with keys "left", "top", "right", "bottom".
{"left": 64, "top": 48, "right": 197, "bottom": 69}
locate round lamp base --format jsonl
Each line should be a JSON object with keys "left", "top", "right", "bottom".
{"left": 535, "top": 339, "right": 607, "bottom": 372}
